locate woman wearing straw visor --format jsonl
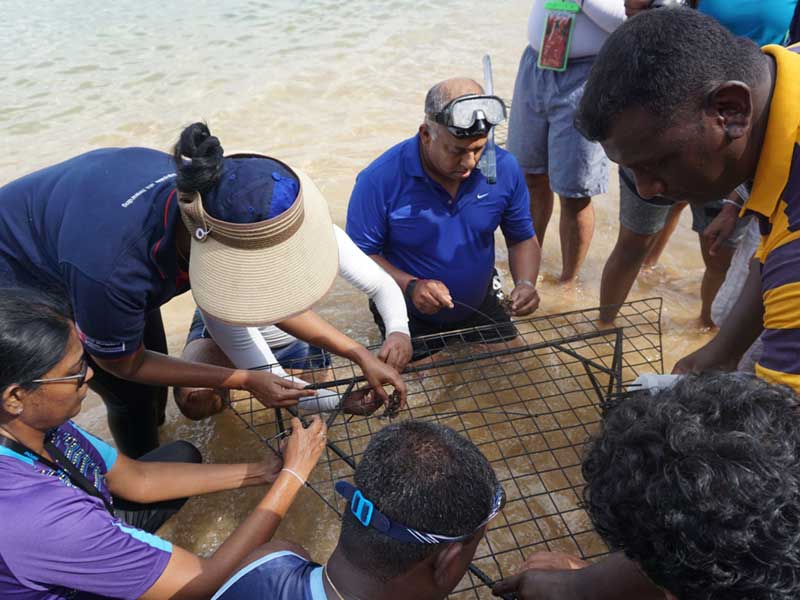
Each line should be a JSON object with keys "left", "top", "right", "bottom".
{"left": 0, "top": 287, "right": 328, "bottom": 599}
{"left": 0, "top": 123, "right": 406, "bottom": 457}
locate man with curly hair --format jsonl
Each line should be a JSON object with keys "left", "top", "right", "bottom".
{"left": 494, "top": 373, "right": 800, "bottom": 599}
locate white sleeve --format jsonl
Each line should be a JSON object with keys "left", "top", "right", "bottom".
{"left": 334, "top": 225, "right": 410, "bottom": 337}
{"left": 200, "top": 310, "right": 341, "bottom": 412}
{"left": 201, "top": 310, "right": 283, "bottom": 372}
{"left": 581, "top": 0, "right": 626, "bottom": 33}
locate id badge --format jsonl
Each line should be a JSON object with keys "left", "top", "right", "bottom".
{"left": 538, "top": 1, "right": 581, "bottom": 72}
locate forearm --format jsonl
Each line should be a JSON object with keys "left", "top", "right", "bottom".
{"left": 508, "top": 237, "right": 541, "bottom": 285}
{"left": 145, "top": 472, "right": 305, "bottom": 599}
{"left": 369, "top": 254, "right": 417, "bottom": 293}
{"left": 575, "top": 553, "right": 664, "bottom": 600}
{"left": 209, "top": 472, "right": 301, "bottom": 560}
{"left": 94, "top": 347, "right": 252, "bottom": 390}
{"left": 705, "top": 258, "right": 764, "bottom": 360}
{"left": 277, "top": 311, "right": 371, "bottom": 364}
{"left": 334, "top": 227, "right": 409, "bottom": 335}
{"left": 111, "top": 460, "right": 269, "bottom": 504}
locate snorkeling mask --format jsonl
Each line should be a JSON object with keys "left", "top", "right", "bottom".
{"left": 429, "top": 94, "right": 507, "bottom": 138}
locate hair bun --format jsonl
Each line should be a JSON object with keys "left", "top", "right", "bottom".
{"left": 173, "top": 122, "right": 225, "bottom": 193}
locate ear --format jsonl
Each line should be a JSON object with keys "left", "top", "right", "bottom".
{"left": 432, "top": 541, "right": 469, "bottom": 589}
{"left": 419, "top": 122, "right": 432, "bottom": 143}
{"left": 706, "top": 81, "right": 753, "bottom": 141}
{"left": 1, "top": 385, "right": 26, "bottom": 417}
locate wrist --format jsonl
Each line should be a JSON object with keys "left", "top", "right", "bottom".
{"left": 246, "top": 462, "right": 271, "bottom": 486}
{"left": 280, "top": 467, "right": 307, "bottom": 485}
{"left": 720, "top": 200, "right": 742, "bottom": 215}
{"left": 344, "top": 344, "right": 373, "bottom": 365}
{"left": 514, "top": 278, "right": 536, "bottom": 289}
{"left": 226, "top": 368, "right": 251, "bottom": 391}
{"left": 385, "top": 327, "right": 411, "bottom": 338}
{"left": 404, "top": 278, "right": 419, "bottom": 302}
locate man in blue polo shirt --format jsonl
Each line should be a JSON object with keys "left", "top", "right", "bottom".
{"left": 347, "top": 78, "right": 541, "bottom": 360}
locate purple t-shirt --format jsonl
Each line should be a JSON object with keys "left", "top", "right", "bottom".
{"left": 0, "top": 422, "right": 172, "bottom": 599}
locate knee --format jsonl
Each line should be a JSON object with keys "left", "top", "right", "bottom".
{"left": 172, "top": 440, "right": 203, "bottom": 464}
{"left": 525, "top": 172, "right": 549, "bottom": 187}
{"left": 560, "top": 196, "right": 591, "bottom": 213}
{"left": 611, "top": 231, "right": 656, "bottom": 264}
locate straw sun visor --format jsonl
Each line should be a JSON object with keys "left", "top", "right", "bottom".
{"left": 180, "top": 166, "right": 338, "bottom": 326}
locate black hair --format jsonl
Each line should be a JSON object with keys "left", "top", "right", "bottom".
{"left": 0, "top": 287, "right": 73, "bottom": 393}
{"left": 576, "top": 8, "right": 767, "bottom": 141}
{"left": 172, "top": 122, "right": 225, "bottom": 194}
{"left": 339, "top": 420, "right": 498, "bottom": 580}
{"left": 583, "top": 373, "right": 800, "bottom": 600}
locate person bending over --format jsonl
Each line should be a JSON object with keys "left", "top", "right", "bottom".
{"left": 346, "top": 77, "right": 541, "bottom": 362}
{"left": 174, "top": 224, "right": 412, "bottom": 420}
{"left": 0, "top": 287, "right": 328, "bottom": 600}
{"left": 569, "top": 8, "right": 800, "bottom": 393}
{"left": 213, "top": 420, "right": 502, "bottom": 599}
{"left": 0, "top": 121, "right": 404, "bottom": 457}
{"left": 494, "top": 373, "right": 800, "bottom": 600}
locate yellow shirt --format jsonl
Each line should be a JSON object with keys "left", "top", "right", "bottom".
{"left": 745, "top": 44, "right": 800, "bottom": 391}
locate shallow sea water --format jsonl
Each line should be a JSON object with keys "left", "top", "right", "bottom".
{"left": 3, "top": 0, "right": 715, "bottom": 585}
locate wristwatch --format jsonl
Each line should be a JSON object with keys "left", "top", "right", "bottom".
{"left": 514, "top": 279, "right": 536, "bottom": 289}
{"left": 404, "top": 279, "right": 419, "bottom": 302}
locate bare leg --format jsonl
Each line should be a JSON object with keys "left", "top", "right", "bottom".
{"left": 526, "top": 172, "right": 554, "bottom": 247}
{"left": 699, "top": 234, "right": 735, "bottom": 328}
{"left": 559, "top": 196, "right": 594, "bottom": 282}
{"left": 643, "top": 202, "right": 687, "bottom": 267}
{"left": 599, "top": 224, "right": 659, "bottom": 323}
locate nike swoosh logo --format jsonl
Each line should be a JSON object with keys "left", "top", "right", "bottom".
{"left": 477, "top": 193, "right": 489, "bottom": 199}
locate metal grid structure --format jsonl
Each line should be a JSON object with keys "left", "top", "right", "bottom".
{"left": 228, "top": 298, "right": 663, "bottom": 598}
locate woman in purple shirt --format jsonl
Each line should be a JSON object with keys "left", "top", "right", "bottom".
{"left": 0, "top": 287, "right": 327, "bottom": 600}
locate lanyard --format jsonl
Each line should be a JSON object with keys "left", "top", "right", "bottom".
{"left": 0, "top": 433, "right": 115, "bottom": 515}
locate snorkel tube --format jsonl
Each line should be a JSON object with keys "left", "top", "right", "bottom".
{"left": 479, "top": 54, "right": 497, "bottom": 184}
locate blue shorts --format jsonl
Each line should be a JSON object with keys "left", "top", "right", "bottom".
{"left": 506, "top": 45, "right": 609, "bottom": 198}
{"left": 186, "top": 309, "right": 330, "bottom": 371}
{"left": 619, "top": 167, "right": 748, "bottom": 247}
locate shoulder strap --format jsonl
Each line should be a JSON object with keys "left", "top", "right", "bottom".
{"left": 0, "top": 434, "right": 114, "bottom": 515}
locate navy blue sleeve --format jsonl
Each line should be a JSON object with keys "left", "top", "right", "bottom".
{"left": 346, "top": 173, "right": 388, "bottom": 256}
{"left": 66, "top": 266, "right": 145, "bottom": 359}
{"left": 499, "top": 154, "right": 536, "bottom": 243}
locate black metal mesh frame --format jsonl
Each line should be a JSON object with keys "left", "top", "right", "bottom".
{"left": 228, "top": 298, "right": 663, "bottom": 598}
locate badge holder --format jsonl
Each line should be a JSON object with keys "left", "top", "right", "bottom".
{"left": 537, "top": 0, "right": 581, "bottom": 72}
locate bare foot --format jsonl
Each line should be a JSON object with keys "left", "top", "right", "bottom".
{"left": 174, "top": 386, "right": 228, "bottom": 420}
{"left": 697, "top": 316, "right": 719, "bottom": 331}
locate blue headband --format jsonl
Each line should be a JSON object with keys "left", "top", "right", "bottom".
{"left": 335, "top": 480, "right": 505, "bottom": 544}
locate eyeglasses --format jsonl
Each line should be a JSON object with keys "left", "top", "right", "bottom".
{"left": 335, "top": 480, "right": 506, "bottom": 544}
{"left": 31, "top": 356, "right": 90, "bottom": 388}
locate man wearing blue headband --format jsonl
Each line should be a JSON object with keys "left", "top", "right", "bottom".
{"left": 347, "top": 77, "right": 542, "bottom": 361}
{"left": 212, "top": 420, "right": 501, "bottom": 599}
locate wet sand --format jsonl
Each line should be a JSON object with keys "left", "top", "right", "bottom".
{"left": 74, "top": 166, "right": 714, "bottom": 568}
{"left": 3, "top": 0, "right": 717, "bottom": 585}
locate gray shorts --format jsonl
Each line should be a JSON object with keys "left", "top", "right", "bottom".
{"left": 619, "top": 167, "right": 748, "bottom": 247}
{"left": 506, "top": 45, "right": 608, "bottom": 198}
